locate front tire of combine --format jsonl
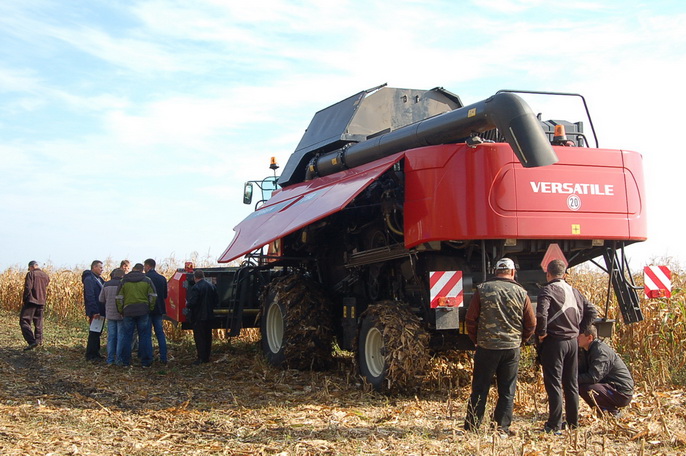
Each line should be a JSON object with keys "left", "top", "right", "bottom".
{"left": 358, "top": 302, "right": 430, "bottom": 393}
{"left": 260, "top": 274, "right": 334, "bottom": 370}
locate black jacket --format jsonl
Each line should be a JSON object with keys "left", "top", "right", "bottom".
{"left": 579, "top": 339, "right": 634, "bottom": 395}
{"left": 146, "top": 269, "right": 168, "bottom": 315}
{"left": 186, "top": 279, "right": 218, "bottom": 322}
{"left": 536, "top": 278, "right": 597, "bottom": 339}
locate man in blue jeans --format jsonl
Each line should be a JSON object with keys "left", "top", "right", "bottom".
{"left": 116, "top": 263, "right": 156, "bottom": 367}
{"left": 144, "top": 258, "right": 168, "bottom": 364}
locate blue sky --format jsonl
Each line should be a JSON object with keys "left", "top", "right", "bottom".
{"left": 1, "top": 0, "right": 684, "bottom": 271}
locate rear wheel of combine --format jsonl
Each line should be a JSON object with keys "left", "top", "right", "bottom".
{"left": 260, "top": 274, "right": 334, "bottom": 370}
{"left": 358, "top": 301, "right": 430, "bottom": 393}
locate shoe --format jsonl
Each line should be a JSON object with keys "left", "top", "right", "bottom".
{"left": 602, "top": 408, "right": 622, "bottom": 418}
{"left": 24, "top": 342, "right": 38, "bottom": 351}
{"left": 543, "top": 426, "right": 562, "bottom": 435}
{"left": 192, "top": 359, "right": 203, "bottom": 365}
{"left": 497, "top": 427, "right": 517, "bottom": 437}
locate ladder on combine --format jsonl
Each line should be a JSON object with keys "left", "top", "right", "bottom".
{"left": 601, "top": 244, "right": 643, "bottom": 324}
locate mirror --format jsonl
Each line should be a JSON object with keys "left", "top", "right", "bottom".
{"left": 243, "top": 182, "right": 253, "bottom": 205}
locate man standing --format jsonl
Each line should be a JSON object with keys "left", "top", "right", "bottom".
{"left": 536, "top": 259, "right": 597, "bottom": 433}
{"left": 144, "top": 258, "right": 168, "bottom": 364}
{"left": 578, "top": 325, "right": 634, "bottom": 416}
{"left": 185, "top": 270, "right": 218, "bottom": 365}
{"left": 99, "top": 268, "right": 125, "bottom": 365}
{"left": 82, "top": 260, "right": 105, "bottom": 361}
{"left": 20, "top": 261, "right": 50, "bottom": 350}
{"left": 116, "top": 263, "right": 156, "bottom": 367}
{"left": 464, "top": 258, "right": 536, "bottom": 435}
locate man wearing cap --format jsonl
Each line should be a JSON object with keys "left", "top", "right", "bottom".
{"left": 536, "top": 259, "right": 597, "bottom": 433}
{"left": 20, "top": 261, "right": 50, "bottom": 350}
{"left": 464, "top": 258, "right": 536, "bottom": 435}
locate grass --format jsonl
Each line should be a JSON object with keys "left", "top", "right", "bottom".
{"left": 0, "top": 258, "right": 685, "bottom": 455}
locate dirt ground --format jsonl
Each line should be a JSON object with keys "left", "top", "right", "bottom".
{"left": 1, "top": 310, "right": 685, "bottom": 455}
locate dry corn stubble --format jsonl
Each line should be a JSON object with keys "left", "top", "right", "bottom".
{"left": 1, "top": 260, "right": 686, "bottom": 454}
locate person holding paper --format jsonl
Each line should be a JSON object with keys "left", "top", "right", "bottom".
{"left": 82, "top": 260, "right": 105, "bottom": 361}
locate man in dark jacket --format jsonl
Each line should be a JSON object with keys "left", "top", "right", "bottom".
{"left": 185, "top": 269, "right": 218, "bottom": 364}
{"left": 464, "top": 258, "right": 537, "bottom": 435}
{"left": 578, "top": 325, "right": 634, "bottom": 416}
{"left": 82, "top": 260, "right": 105, "bottom": 361}
{"left": 116, "top": 263, "right": 156, "bottom": 367}
{"left": 144, "top": 258, "right": 168, "bottom": 364}
{"left": 20, "top": 260, "right": 50, "bottom": 350}
{"left": 536, "top": 259, "right": 597, "bottom": 432}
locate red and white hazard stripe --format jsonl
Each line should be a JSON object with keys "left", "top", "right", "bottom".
{"left": 429, "top": 271, "right": 463, "bottom": 308}
{"left": 644, "top": 265, "right": 671, "bottom": 299}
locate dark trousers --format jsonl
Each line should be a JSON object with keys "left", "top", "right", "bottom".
{"left": 540, "top": 337, "right": 579, "bottom": 429}
{"left": 20, "top": 303, "right": 44, "bottom": 345}
{"left": 465, "top": 347, "right": 520, "bottom": 431}
{"left": 85, "top": 316, "right": 103, "bottom": 360}
{"left": 193, "top": 320, "right": 213, "bottom": 362}
{"left": 580, "top": 383, "right": 631, "bottom": 415}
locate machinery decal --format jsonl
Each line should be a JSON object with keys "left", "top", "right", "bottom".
{"left": 644, "top": 266, "right": 671, "bottom": 298}
{"left": 530, "top": 181, "right": 615, "bottom": 196}
{"left": 429, "top": 271, "right": 463, "bottom": 308}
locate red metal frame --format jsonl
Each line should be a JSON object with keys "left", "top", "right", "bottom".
{"left": 166, "top": 270, "right": 189, "bottom": 323}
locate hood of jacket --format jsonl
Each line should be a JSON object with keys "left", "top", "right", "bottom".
{"left": 122, "top": 270, "right": 147, "bottom": 283}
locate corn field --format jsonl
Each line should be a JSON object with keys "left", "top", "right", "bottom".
{"left": 1, "top": 256, "right": 684, "bottom": 386}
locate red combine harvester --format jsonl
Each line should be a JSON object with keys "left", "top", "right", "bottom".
{"left": 167, "top": 85, "right": 646, "bottom": 391}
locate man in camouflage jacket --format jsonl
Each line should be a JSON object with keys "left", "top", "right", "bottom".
{"left": 464, "top": 258, "right": 536, "bottom": 435}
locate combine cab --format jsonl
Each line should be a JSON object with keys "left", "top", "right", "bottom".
{"left": 167, "top": 85, "right": 646, "bottom": 391}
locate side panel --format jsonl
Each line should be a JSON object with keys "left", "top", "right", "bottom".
{"left": 404, "top": 144, "right": 517, "bottom": 244}
{"left": 404, "top": 143, "right": 646, "bottom": 247}
{"left": 622, "top": 149, "right": 647, "bottom": 239}
{"left": 166, "top": 270, "right": 188, "bottom": 323}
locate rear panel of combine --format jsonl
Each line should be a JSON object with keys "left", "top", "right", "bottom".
{"left": 404, "top": 143, "right": 646, "bottom": 245}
